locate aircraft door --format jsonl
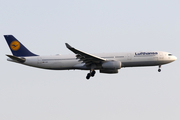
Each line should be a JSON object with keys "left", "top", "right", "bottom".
{"left": 37, "top": 56, "right": 42, "bottom": 64}
{"left": 158, "top": 52, "right": 164, "bottom": 60}
{"left": 127, "top": 53, "right": 132, "bottom": 60}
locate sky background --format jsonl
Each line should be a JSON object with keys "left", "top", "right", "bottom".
{"left": 0, "top": 0, "right": 180, "bottom": 120}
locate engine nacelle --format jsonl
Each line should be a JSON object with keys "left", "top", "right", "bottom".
{"left": 102, "top": 60, "right": 121, "bottom": 70}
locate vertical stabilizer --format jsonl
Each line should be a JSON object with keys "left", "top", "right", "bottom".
{"left": 4, "top": 35, "right": 38, "bottom": 57}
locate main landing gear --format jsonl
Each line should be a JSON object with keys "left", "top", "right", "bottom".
{"left": 86, "top": 70, "right": 96, "bottom": 80}
{"left": 158, "top": 65, "right": 161, "bottom": 72}
{"left": 86, "top": 64, "right": 96, "bottom": 80}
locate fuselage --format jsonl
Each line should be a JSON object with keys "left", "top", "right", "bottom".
{"left": 8, "top": 51, "right": 177, "bottom": 71}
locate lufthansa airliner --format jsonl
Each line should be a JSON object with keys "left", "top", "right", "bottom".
{"left": 4, "top": 35, "right": 177, "bottom": 79}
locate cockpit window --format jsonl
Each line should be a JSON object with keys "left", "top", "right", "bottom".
{"left": 168, "top": 54, "right": 173, "bottom": 56}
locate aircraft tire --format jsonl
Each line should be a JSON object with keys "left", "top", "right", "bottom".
{"left": 91, "top": 70, "right": 96, "bottom": 77}
{"left": 86, "top": 73, "right": 91, "bottom": 79}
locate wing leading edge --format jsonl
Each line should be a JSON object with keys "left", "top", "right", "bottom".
{"left": 65, "top": 43, "right": 106, "bottom": 66}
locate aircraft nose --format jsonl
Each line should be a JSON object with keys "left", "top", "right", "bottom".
{"left": 174, "top": 56, "right": 177, "bottom": 61}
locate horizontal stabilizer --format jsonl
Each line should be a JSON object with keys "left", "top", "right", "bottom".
{"left": 6, "top": 55, "right": 26, "bottom": 63}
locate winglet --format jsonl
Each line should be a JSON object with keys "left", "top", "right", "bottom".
{"left": 65, "top": 43, "right": 73, "bottom": 49}
{"left": 65, "top": 43, "right": 79, "bottom": 54}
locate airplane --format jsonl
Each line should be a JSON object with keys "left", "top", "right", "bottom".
{"left": 4, "top": 35, "right": 177, "bottom": 80}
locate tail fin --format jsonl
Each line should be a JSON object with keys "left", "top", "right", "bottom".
{"left": 4, "top": 35, "right": 38, "bottom": 57}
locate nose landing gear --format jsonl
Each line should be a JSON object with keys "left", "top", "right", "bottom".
{"left": 158, "top": 65, "right": 161, "bottom": 72}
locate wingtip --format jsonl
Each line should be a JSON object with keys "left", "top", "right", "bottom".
{"left": 65, "top": 43, "right": 73, "bottom": 49}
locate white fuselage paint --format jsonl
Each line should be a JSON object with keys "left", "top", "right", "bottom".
{"left": 8, "top": 51, "right": 177, "bottom": 71}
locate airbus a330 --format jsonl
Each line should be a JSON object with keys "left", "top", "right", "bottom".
{"left": 4, "top": 35, "right": 177, "bottom": 79}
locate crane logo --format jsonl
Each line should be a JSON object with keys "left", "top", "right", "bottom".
{"left": 10, "top": 41, "right": 20, "bottom": 51}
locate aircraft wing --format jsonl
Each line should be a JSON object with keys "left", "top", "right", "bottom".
{"left": 65, "top": 43, "right": 106, "bottom": 66}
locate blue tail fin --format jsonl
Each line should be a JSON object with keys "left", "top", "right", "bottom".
{"left": 4, "top": 35, "right": 38, "bottom": 57}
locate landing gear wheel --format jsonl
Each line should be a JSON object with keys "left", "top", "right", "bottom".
{"left": 158, "top": 69, "right": 161, "bottom": 72}
{"left": 91, "top": 70, "right": 96, "bottom": 77}
{"left": 86, "top": 73, "right": 91, "bottom": 79}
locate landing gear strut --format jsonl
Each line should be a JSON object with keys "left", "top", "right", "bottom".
{"left": 158, "top": 65, "right": 161, "bottom": 72}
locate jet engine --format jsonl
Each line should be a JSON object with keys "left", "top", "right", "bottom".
{"left": 102, "top": 60, "right": 121, "bottom": 69}
{"left": 100, "top": 61, "right": 121, "bottom": 74}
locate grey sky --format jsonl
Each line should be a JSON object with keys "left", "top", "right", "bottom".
{"left": 0, "top": 0, "right": 180, "bottom": 120}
